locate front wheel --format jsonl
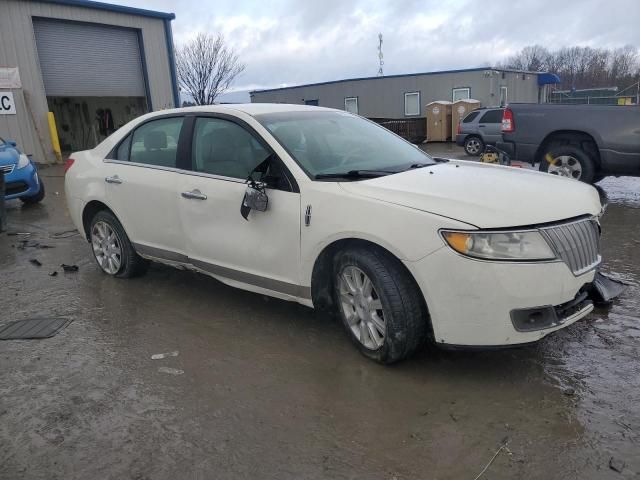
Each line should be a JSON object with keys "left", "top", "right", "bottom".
{"left": 333, "top": 246, "right": 429, "bottom": 364}
{"left": 89, "top": 210, "right": 148, "bottom": 278}
{"left": 539, "top": 145, "right": 595, "bottom": 183}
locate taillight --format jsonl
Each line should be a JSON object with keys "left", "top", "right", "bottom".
{"left": 64, "top": 157, "right": 75, "bottom": 173}
{"left": 456, "top": 122, "right": 461, "bottom": 135}
{"left": 501, "top": 108, "right": 514, "bottom": 133}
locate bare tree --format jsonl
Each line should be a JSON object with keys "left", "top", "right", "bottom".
{"left": 500, "top": 44, "right": 639, "bottom": 90}
{"left": 176, "top": 33, "right": 245, "bottom": 105}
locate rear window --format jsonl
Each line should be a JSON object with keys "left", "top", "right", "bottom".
{"left": 479, "top": 110, "right": 503, "bottom": 123}
{"left": 462, "top": 111, "right": 480, "bottom": 123}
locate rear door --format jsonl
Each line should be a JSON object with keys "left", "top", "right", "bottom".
{"left": 477, "top": 109, "right": 504, "bottom": 144}
{"left": 103, "top": 115, "right": 187, "bottom": 258}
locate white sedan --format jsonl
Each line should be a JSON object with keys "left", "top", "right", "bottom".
{"left": 65, "top": 104, "right": 603, "bottom": 363}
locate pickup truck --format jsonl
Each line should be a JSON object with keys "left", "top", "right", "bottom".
{"left": 497, "top": 103, "right": 640, "bottom": 183}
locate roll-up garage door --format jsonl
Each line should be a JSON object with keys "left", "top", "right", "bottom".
{"left": 33, "top": 18, "right": 146, "bottom": 97}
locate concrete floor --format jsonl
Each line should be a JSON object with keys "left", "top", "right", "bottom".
{"left": 1, "top": 164, "right": 639, "bottom": 479}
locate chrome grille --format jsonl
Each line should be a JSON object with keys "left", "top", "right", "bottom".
{"left": 541, "top": 218, "right": 601, "bottom": 275}
{"left": 1, "top": 164, "right": 14, "bottom": 175}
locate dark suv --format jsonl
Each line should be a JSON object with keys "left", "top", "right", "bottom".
{"left": 455, "top": 107, "right": 504, "bottom": 156}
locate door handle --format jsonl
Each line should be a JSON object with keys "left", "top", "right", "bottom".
{"left": 181, "top": 189, "right": 207, "bottom": 200}
{"left": 105, "top": 175, "right": 122, "bottom": 184}
{"left": 478, "top": 125, "right": 486, "bottom": 128}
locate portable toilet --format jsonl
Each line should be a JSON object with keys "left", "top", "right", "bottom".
{"left": 426, "top": 101, "right": 452, "bottom": 142}
{"left": 452, "top": 99, "right": 481, "bottom": 135}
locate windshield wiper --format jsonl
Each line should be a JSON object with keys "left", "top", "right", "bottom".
{"left": 315, "top": 170, "right": 394, "bottom": 180}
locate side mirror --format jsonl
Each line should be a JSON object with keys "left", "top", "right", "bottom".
{"left": 240, "top": 183, "right": 268, "bottom": 220}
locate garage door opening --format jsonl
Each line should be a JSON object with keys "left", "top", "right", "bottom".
{"left": 47, "top": 96, "right": 146, "bottom": 152}
{"left": 33, "top": 18, "right": 150, "bottom": 154}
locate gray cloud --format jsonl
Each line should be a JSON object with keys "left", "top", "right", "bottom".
{"left": 124, "top": 0, "right": 639, "bottom": 96}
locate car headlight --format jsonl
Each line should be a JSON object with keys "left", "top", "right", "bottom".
{"left": 441, "top": 229, "right": 557, "bottom": 261}
{"left": 17, "top": 153, "right": 30, "bottom": 169}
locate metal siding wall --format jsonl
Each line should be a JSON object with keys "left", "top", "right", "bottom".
{"left": 252, "top": 71, "right": 542, "bottom": 117}
{"left": 0, "top": 0, "right": 175, "bottom": 163}
{"left": 33, "top": 19, "right": 146, "bottom": 97}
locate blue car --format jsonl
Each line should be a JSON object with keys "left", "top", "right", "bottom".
{"left": 0, "top": 136, "right": 45, "bottom": 204}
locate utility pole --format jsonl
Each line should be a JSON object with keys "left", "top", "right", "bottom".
{"left": 377, "top": 33, "right": 384, "bottom": 77}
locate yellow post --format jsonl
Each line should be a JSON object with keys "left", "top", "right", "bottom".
{"left": 47, "top": 111, "right": 62, "bottom": 163}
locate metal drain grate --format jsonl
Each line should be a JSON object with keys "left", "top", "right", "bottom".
{"left": 0, "top": 318, "right": 72, "bottom": 340}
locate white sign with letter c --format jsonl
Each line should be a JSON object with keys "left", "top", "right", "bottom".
{"left": 0, "top": 92, "right": 16, "bottom": 115}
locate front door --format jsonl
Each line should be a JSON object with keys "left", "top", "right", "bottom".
{"left": 178, "top": 116, "right": 302, "bottom": 299}
{"left": 104, "top": 115, "right": 187, "bottom": 257}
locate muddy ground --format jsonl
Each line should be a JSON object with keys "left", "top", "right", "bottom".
{"left": 1, "top": 158, "right": 639, "bottom": 479}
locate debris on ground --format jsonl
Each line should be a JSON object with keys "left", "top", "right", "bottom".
{"left": 151, "top": 351, "right": 179, "bottom": 360}
{"left": 29, "top": 259, "right": 42, "bottom": 267}
{"left": 49, "top": 271, "right": 58, "bottom": 277}
{"left": 609, "top": 457, "right": 625, "bottom": 473}
{"left": 16, "top": 240, "right": 54, "bottom": 250}
{"left": 158, "top": 367, "right": 184, "bottom": 376}
{"left": 563, "top": 388, "right": 576, "bottom": 396}
{"left": 50, "top": 229, "right": 79, "bottom": 239}
{"left": 61, "top": 264, "right": 79, "bottom": 272}
{"left": 473, "top": 438, "right": 511, "bottom": 480}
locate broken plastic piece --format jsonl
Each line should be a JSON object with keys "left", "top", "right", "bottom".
{"left": 61, "top": 264, "right": 79, "bottom": 272}
{"left": 29, "top": 259, "right": 42, "bottom": 267}
{"left": 586, "top": 272, "right": 627, "bottom": 305}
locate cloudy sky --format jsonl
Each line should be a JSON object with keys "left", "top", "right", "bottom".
{"left": 122, "top": 0, "right": 639, "bottom": 101}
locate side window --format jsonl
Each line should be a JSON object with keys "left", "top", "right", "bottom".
{"left": 462, "top": 111, "right": 480, "bottom": 123}
{"left": 192, "top": 117, "right": 271, "bottom": 179}
{"left": 479, "top": 110, "right": 503, "bottom": 124}
{"left": 115, "top": 134, "right": 132, "bottom": 161}
{"left": 129, "top": 117, "right": 184, "bottom": 168}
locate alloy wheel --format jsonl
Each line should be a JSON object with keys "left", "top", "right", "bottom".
{"left": 338, "top": 266, "right": 386, "bottom": 349}
{"left": 465, "top": 138, "right": 481, "bottom": 155}
{"left": 91, "top": 221, "right": 122, "bottom": 274}
{"left": 548, "top": 155, "right": 583, "bottom": 179}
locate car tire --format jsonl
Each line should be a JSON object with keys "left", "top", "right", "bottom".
{"left": 89, "top": 210, "right": 148, "bottom": 278}
{"left": 20, "top": 180, "right": 45, "bottom": 204}
{"left": 464, "top": 136, "right": 484, "bottom": 156}
{"left": 333, "top": 246, "right": 428, "bottom": 364}
{"left": 539, "top": 145, "right": 595, "bottom": 183}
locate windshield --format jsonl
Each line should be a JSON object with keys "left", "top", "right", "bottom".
{"left": 256, "top": 111, "right": 435, "bottom": 179}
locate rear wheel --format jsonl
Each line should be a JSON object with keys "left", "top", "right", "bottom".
{"left": 539, "top": 145, "right": 595, "bottom": 183}
{"left": 89, "top": 210, "right": 148, "bottom": 278}
{"left": 464, "top": 136, "right": 484, "bottom": 156}
{"left": 333, "top": 246, "right": 428, "bottom": 364}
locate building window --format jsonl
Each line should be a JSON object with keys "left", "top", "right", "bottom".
{"left": 404, "top": 92, "right": 420, "bottom": 116}
{"left": 344, "top": 97, "right": 358, "bottom": 114}
{"left": 305, "top": 99, "right": 319, "bottom": 106}
{"left": 452, "top": 87, "right": 470, "bottom": 102}
{"left": 500, "top": 86, "right": 508, "bottom": 106}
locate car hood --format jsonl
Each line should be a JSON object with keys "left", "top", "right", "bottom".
{"left": 339, "top": 160, "right": 602, "bottom": 228}
{"left": 0, "top": 148, "right": 18, "bottom": 166}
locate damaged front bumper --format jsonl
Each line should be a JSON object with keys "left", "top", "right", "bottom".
{"left": 406, "top": 247, "right": 626, "bottom": 347}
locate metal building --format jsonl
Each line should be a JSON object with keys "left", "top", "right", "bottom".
{"left": 0, "top": 0, "right": 179, "bottom": 164}
{"left": 251, "top": 68, "right": 560, "bottom": 119}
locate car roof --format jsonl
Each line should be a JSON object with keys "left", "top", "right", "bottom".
{"left": 160, "top": 103, "right": 337, "bottom": 117}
